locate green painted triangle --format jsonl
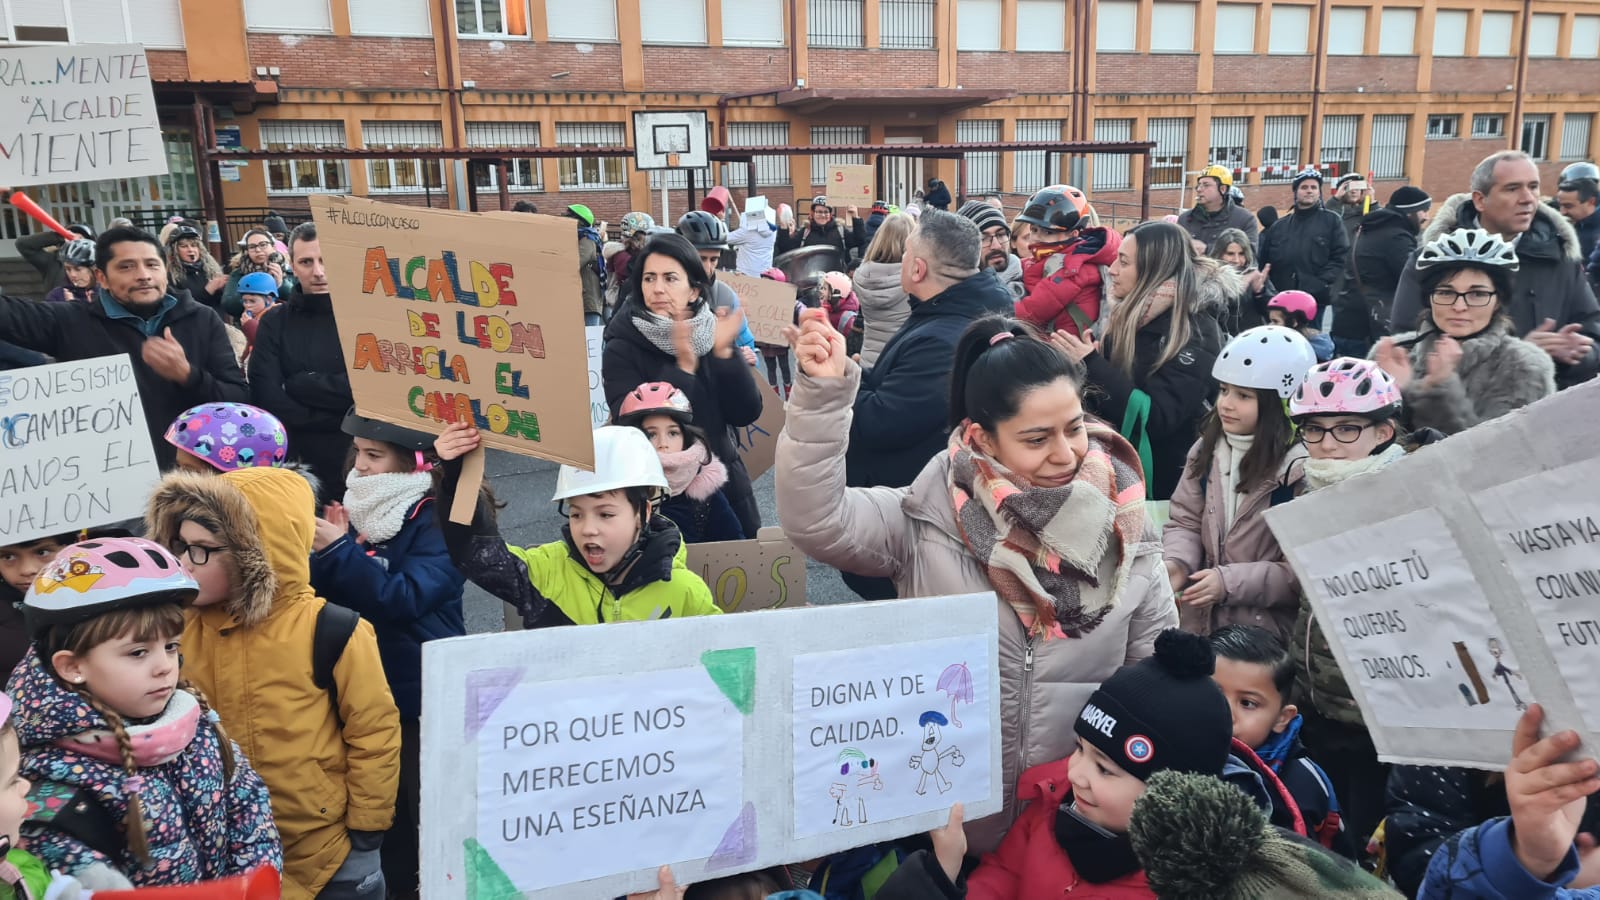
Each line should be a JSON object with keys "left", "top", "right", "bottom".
{"left": 700, "top": 647, "right": 756, "bottom": 715}
{"left": 465, "top": 837, "right": 521, "bottom": 900}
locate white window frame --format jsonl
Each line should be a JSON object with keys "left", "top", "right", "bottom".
{"left": 639, "top": 0, "right": 705, "bottom": 45}
{"left": 350, "top": 0, "right": 431, "bottom": 37}
{"left": 1521, "top": 114, "right": 1552, "bottom": 161}
{"left": 1261, "top": 116, "right": 1303, "bottom": 182}
{"left": 554, "top": 122, "right": 627, "bottom": 190}
{"left": 362, "top": 122, "right": 446, "bottom": 194}
{"left": 244, "top": 0, "right": 333, "bottom": 33}
{"left": 1268, "top": 4, "right": 1311, "bottom": 54}
{"left": 1093, "top": 118, "right": 1134, "bottom": 191}
{"left": 1327, "top": 7, "right": 1366, "bottom": 55}
{"left": 1214, "top": 4, "right": 1256, "bottom": 54}
{"left": 1478, "top": 11, "right": 1514, "bottom": 57}
{"left": 1015, "top": 0, "right": 1066, "bottom": 52}
{"left": 546, "top": 0, "right": 618, "bottom": 42}
{"left": 723, "top": 0, "right": 784, "bottom": 45}
{"left": 465, "top": 122, "right": 543, "bottom": 192}
{"left": 1096, "top": 0, "right": 1136, "bottom": 52}
{"left": 956, "top": 0, "right": 1002, "bottom": 50}
{"left": 1150, "top": 1, "right": 1196, "bottom": 52}
{"left": 1561, "top": 115, "right": 1593, "bottom": 161}
{"left": 1433, "top": 9, "right": 1468, "bottom": 57}
{"left": 455, "top": 0, "right": 530, "bottom": 38}
{"left": 1426, "top": 115, "right": 1460, "bottom": 140}
{"left": 1148, "top": 117, "right": 1192, "bottom": 189}
{"left": 54, "top": 0, "right": 185, "bottom": 47}
{"left": 1378, "top": 8, "right": 1415, "bottom": 56}
{"left": 260, "top": 120, "right": 349, "bottom": 195}
{"left": 1472, "top": 114, "right": 1506, "bottom": 139}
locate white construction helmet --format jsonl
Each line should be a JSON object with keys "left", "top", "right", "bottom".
{"left": 1212, "top": 325, "right": 1319, "bottom": 399}
{"left": 552, "top": 425, "right": 669, "bottom": 503}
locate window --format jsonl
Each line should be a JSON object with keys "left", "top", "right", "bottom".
{"left": 8, "top": 0, "right": 69, "bottom": 43}
{"left": 1268, "top": 4, "right": 1310, "bottom": 54}
{"left": 808, "top": 0, "right": 864, "bottom": 47}
{"left": 1096, "top": 0, "right": 1136, "bottom": 52}
{"left": 555, "top": 122, "right": 626, "bottom": 189}
{"left": 1427, "top": 115, "right": 1460, "bottom": 140}
{"left": 346, "top": 0, "right": 429, "bottom": 35}
{"left": 1150, "top": 2, "right": 1196, "bottom": 52}
{"left": 1014, "top": 119, "right": 1063, "bottom": 194}
{"left": 363, "top": 121, "right": 445, "bottom": 193}
{"left": 1521, "top": 114, "right": 1552, "bottom": 161}
{"left": 1562, "top": 115, "right": 1593, "bottom": 161}
{"left": 724, "top": 0, "right": 784, "bottom": 45}
{"left": 1433, "top": 9, "right": 1467, "bottom": 56}
{"left": 1369, "top": 115, "right": 1409, "bottom": 179}
{"left": 261, "top": 120, "right": 348, "bottom": 194}
{"left": 1575, "top": 17, "right": 1600, "bottom": 59}
{"left": 1261, "top": 116, "right": 1303, "bottom": 182}
{"left": 1378, "top": 8, "right": 1415, "bottom": 55}
{"left": 43, "top": 0, "right": 185, "bottom": 46}
{"left": 639, "top": 0, "right": 703, "bottom": 44}
{"left": 1016, "top": 0, "right": 1067, "bottom": 52}
{"left": 1526, "top": 14, "right": 1559, "bottom": 57}
{"left": 1208, "top": 117, "right": 1250, "bottom": 184}
{"left": 245, "top": 0, "right": 332, "bottom": 33}
{"left": 881, "top": 0, "right": 935, "bottom": 48}
{"left": 1215, "top": 4, "right": 1256, "bottom": 53}
{"left": 810, "top": 126, "right": 868, "bottom": 185}
{"left": 957, "top": 120, "right": 1001, "bottom": 194}
{"left": 547, "top": 0, "right": 617, "bottom": 41}
{"left": 725, "top": 122, "right": 791, "bottom": 188}
{"left": 1327, "top": 7, "right": 1365, "bottom": 55}
{"left": 1093, "top": 119, "right": 1134, "bottom": 191}
{"left": 456, "top": 0, "right": 528, "bottom": 36}
{"left": 1472, "top": 114, "right": 1505, "bottom": 138}
{"left": 1479, "top": 11, "right": 1513, "bottom": 57}
{"left": 1320, "top": 114, "right": 1358, "bottom": 178}
{"left": 1148, "top": 117, "right": 1191, "bottom": 189}
{"left": 957, "top": 0, "right": 1002, "bottom": 50}
{"left": 466, "top": 122, "right": 542, "bottom": 192}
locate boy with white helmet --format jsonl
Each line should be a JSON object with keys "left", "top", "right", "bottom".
{"left": 433, "top": 423, "right": 718, "bottom": 626}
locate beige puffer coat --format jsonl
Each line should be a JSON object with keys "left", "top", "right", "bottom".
{"left": 776, "top": 364, "right": 1178, "bottom": 854}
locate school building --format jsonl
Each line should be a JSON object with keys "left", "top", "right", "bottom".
{"left": 2, "top": 0, "right": 1598, "bottom": 256}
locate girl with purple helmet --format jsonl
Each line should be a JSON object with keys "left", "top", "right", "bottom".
{"left": 164, "top": 403, "right": 289, "bottom": 474}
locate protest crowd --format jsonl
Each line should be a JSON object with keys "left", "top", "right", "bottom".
{"left": 0, "top": 144, "right": 1595, "bottom": 900}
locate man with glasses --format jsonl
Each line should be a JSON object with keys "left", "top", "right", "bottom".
{"left": 958, "top": 200, "right": 1025, "bottom": 299}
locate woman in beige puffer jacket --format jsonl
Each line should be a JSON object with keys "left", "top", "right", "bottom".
{"left": 777, "top": 313, "right": 1177, "bottom": 856}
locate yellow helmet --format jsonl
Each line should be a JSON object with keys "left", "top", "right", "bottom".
{"left": 1198, "top": 165, "right": 1234, "bottom": 189}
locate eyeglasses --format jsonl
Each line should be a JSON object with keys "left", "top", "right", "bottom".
{"left": 245, "top": 241, "right": 273, "bottom": 251}
{"left": 981, "top": 231, "right": 1011, "bottom": 247}
{"left": 1300, "top": 422, "right": 1374, "bottom": 444}
{"left": 171, "top": 541, "right": 230, "bottom": 565}
{"left": 1429, "top": 288, "right": 1496, "bottom": 307}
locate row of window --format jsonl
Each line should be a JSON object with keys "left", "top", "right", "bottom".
{"left": 1427, "top": 113, "right": 1593, "bottom": 162}
{"left": 1193, "top": 4, "right": 1600, "bottom": 58}
{"left": 2, "top": 0, "right": 185, "bottom": 47}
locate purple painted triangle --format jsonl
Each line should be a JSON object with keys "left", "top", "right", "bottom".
{"left": 465, "top": 667, "right": 526, "bottom": 741}
{"left": 705, "top": 801, "right": 757, "bottom": 871}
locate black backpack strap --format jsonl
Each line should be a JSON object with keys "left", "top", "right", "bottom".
{"left": 312, "top": 602, "right": 361, "bottom": 710}
{"left": 25, "top": 781, "right": 123, "bottom": 861}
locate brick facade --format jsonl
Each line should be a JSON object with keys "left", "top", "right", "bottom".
{"left": 956, "top": 52, "right": 1074, "bottom": 92}
{"left": 246, "top": 34, "right": 439, "bottom": 91}
{"left": 1094, "top": 54, "right": 1200, "bottom": 95}
{"left": 1211, "top": 55, "right": 1314, "bottom": 89}
{"left": 808, "top": 49, "right": 939, "bottom": 88}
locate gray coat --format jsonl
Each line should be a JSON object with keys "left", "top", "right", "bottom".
{"left": 1374, "top": 324, "right": 1556, "bottom": 435}
{"left": 850, "top": 259, "right": 912, "bottom": 368}
{"left": 1178, "top": 200, "right": 1260, "bottom": 250}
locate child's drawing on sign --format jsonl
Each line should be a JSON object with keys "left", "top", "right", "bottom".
{"left": 1488, "top": 638, "right": 1529, "bottom": 711}
{"left": 909, "top": 711, "right": 964, "bottom": 795}
{"left": 937, "top": 663, "right": 973, "bottom": 727}
{"left": 828, "top": 748, "right": 882, "bottom": 826}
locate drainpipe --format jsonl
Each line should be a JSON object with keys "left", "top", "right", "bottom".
{"left": 1509, "top": 0, "right": 1532, "bottom": 151}
{"left": 435, "top": 0, "right": 463, "bottom": 146}
{"left": 1307, "top": 0, "right": 1330, "bottom": 169}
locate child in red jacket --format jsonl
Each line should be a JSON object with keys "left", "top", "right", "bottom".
{"left": 1013, "top": 186, "right": 1122, "bottom": 337}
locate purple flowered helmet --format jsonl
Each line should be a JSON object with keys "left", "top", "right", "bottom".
{"left": 165, "top": 402, "right": 289, "bottom": 472}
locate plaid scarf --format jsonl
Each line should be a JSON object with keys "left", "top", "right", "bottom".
{"left": 948, "top": 421, "right": 1147, "bottom": 639}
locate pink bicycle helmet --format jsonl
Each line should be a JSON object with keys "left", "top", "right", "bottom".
{"left": 760, "top": 268, "right": 788, "bottom": 282}
{"left": 1268, "top": 290, "right": 1319, "bottom": 324}
{"left": 166, "top": 403, "right": 289, "bottom": 472}
{"left": 23, "top": 538, "right": 198, "bottom": 638}
{"left": 615, "top": 382, "right": 694, "bottom": 428}
{"left": 821, "top": 271, "right": 852, "bottom": 299}
{"left": 1289, "top": 357, "right": 1402, "bottom": 420}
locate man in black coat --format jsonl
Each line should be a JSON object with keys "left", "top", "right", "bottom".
{"left": 0, "top": 226, "right": 248, "bottom": 469}
{"left": 1258, "top": 168, "right": 1350, "bottom": 316}
{"left": 1330, "top": 185, "right": 1431, "bottom": 358}
{"left": 249, "top": 222, "right": 354, "bottom": 502}
{"left": 923, "top": 178, "right": 952, "bottom": 211}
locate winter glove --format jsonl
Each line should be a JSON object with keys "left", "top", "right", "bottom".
{"left": 69, "top": 862, "right": 133, "bottom": 891}
{"left": 326, "top": 830, "right": 385, "bottom": 896}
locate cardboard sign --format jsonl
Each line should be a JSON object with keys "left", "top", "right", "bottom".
{"left": 827, "top": 164, "right": 874, "bottom": 203}
{"left": 0, "top": 356, "right": 160, "bottom": 543}
{"left": 0, "top": 44, "right": 167, "bottom": 187}
{"left": 310, "top": 195, "right": 593, "bottom": 473}
{"left": 687, "top": 527, "right": 806, "bottom": 612}
{"left": 733, "top": 364, "right": 786, "bottom": 479}
{"left": 585, "top": 325, "right": 608, "bottom": 428}
{"left": 721, "top": 272, "right": 796, "bottom": 347}
{"left": 1265, "top": 380, "right": 1600, "bottom": 770}
{"left": 421, "top": 592, "right": 1002, "bottom": 898}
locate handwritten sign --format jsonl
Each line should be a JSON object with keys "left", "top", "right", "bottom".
{"left": 1266, "top": 380, "right": 1600, "bottom": 769}
{"left": 311, "top": 194, "right": 593, "bottom": 470}
{"left": 721, "top": 272, "right": 796, "bottom": 347}
{"left": 733, "top": 364, "right": 786, "bottom": 479}
{"left": 0, "top": 356, "right": 159, "bottom": 543}
{"left": 585, "top": 325, "right": 608, "bottom": 428}
{"left": 687, "top": 527, "right": 806, "bottom": 612}
{"left": 0, "top": 44, "right": 166, "bottom": 187}
{"left": 422, "top": 593, "right": 1001, "bottom": 898}
{"left": 827, "top": 164, "right": 874, "bottom": 203}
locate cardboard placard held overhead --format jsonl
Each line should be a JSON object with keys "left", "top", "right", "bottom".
{"left": 311, "top": 195, "right": 594, "bottom": 478}
{"left": 421, "top": 592, "right": 1001, "bottom": 898}
{"left": 687, "top": 527, "right": 807, "bottom": 612}
{"left": 0, "top": 356, "right": 160, "bottom": 544}
{"left": 826, "top": 164, "right": 875, "bottom": 204}
{"left": 721, "top": 272, "right": 797, "bottom": 347}
{"left": 1264, "top": 380, "right": 1600, "bottom": 770}
{"left": 0, "top": 44, "right": 167, "bottom": 187}
{"left": 733, "top": 364, "right": 786, "bottom": 479}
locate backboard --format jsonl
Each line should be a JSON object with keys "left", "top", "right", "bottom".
{"left": 633, "top": 110, "right": 710, "bottom": 171}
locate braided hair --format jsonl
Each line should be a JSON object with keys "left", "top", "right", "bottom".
{"left": 69, "top": 687, "right": 153, "bottom": 865}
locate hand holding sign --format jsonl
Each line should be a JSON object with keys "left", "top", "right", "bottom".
{"left": 1506, "top": 704, "right": 1600, "bottom": 881}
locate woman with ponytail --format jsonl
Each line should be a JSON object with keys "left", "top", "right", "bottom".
{"left": 776, "top": 311, "right": 1176, "bottom": 855}
{"left": 8, "top": 538, "right": 280, "bottom": 888}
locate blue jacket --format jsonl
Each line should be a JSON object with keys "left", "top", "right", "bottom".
{"left": 309, "top": 496, "right": 466, "bottom": 719}
{"left": 1255, "top": 715, "right": 1354, "bottom": 856}
{"left": 1420, "top": 816, "right": 1596, "bottom": 899}
{"left": 844, "top": 270, "right": 1014, "bottom": 489}
{"left": 659, "top": 491, "right": 745, "bottom": 544}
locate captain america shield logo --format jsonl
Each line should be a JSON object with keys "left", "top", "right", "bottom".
{"left": 1125, "top": 734, "right": 1154, "bottom": 763}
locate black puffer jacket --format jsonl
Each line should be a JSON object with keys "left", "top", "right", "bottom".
{"left": 1333, "top": 206, "right": 1422, "bottom": 343}
{"left": 247, "top": 288, "right": 353, "bottom": 502}
{"left": 1258, "top": 202, "right": 1350, "bottom": 310}
{"left": 1391, "top": 194, "right": 1600, "bottom": 389}
{"left": 774, "top": 217, "right": 867, "bottom": 258}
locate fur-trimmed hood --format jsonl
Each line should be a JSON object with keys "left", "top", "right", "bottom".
{"left": 1191, "top": 256, "right": 1246, "bottom": 315}
{"left": 1423, "top": 192, "right": 1584, "bottom": 263}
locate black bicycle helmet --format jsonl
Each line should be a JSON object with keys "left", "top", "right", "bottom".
{"left": 1015, "top": 185, "right": 1083, "bottom": 233}
{"left": 676, "top": 210, "right": 730, "bottom": 250}
{"left": 60, "top": 239, "right": 95, "bottom": 268}
{"left": 166, "top": 224, "right": 202, "bottom": 245}
{"left": 340, "top": 408, "right": 435, "bottom": 452}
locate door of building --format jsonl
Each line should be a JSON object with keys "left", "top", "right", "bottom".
{"left": 881, "top": 136, "right": 924, "bottom": 209}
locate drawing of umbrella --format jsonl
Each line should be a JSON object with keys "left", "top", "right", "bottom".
{"left": 937, "top": 663, "right": 974, "bottom": 728}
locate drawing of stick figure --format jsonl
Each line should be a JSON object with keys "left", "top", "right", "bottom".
{"left": 1487, "top": 638, "right": 1528, "bottom": 711}
{"left": 828, "top": 749, "right": 882, "bottom": 826}
{"left": 908, "top": 711, "right": 964, "bottom": 795}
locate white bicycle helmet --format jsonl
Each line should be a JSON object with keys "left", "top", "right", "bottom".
{"left": 1212, "top": 326, "right": 1319, "bottom": 399}
{"left": 1415, "top": 227, "right": 1519, "bottom": 272}
{"left": 552, "top": 426, "right": 668, "bottom": 503}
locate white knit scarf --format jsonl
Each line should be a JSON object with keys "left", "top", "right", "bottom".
{"left": 343, "top": 470, "right": 433, "bottom": 543}
{"left": 1303, "top": 444, "right": 1407, "bottom": 492}
{"left": 1218, "top": 431, "right": 1255, "bottom": 531}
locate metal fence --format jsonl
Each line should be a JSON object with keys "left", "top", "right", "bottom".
{"left": 1261, "top": 116, "right": 1303, "bottom": 183}
{"left": 1370, "top": 114, "right": 1409, "bottom": 178}
{"left": 808, "top": 0, "right": 864, "bottom": 47}
{"left": 1014, "top": 119, "right": 1063, "bottom": 193}
{"left": 1320, "top": 115, "right": 1359, "bottom": 177}
{"left": 1093, "top": 119, "right": 1134, "bottom": 191}
{"left": 1208, "top": 116, "right": 1250, "bottom": 184}
{"left": 957, "top": 120, "right": 1001, "bottom": 194}
{"left": 1148, "top": 117, "right": 1191, "bottom": 189}
{"left": 879, "top": 0, "right": 935, "bottom": 48}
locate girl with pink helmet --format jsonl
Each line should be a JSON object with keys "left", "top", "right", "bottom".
{"left": 1268, "top": 290, "right": 1335, "bottom": 362}
{"left": 10, "top": 537, "right": 280, "bottom": 888}
{"left": 615, "top": 382, "right": 745, "bottom": 543}
{"left": 165, "top": 402, "right": 289, "bottom": 474}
